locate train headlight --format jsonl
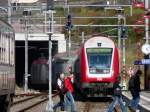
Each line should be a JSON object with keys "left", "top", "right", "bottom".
{"left": 111, "top": 70, "right": 114, "bottom": 75}
{"left": 89, "top": 68, "right": 96, "bottom": 73}
{"left": 103, "top": 69, "right": 110, "bottom": 74}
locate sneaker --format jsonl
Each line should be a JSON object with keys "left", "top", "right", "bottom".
{"left": 136, "top": 109, "right": 140, "bottom": 112}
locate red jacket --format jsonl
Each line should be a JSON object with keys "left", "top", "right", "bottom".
{"left": 64, "top": 77, "right": 73, "bottom": 93}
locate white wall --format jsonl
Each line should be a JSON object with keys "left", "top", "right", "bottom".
{"left": 15, "top": 33, "right": 66, "bottom": 53}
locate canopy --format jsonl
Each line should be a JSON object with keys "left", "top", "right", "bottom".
{"left": 11, "top": 0, "right": 39, "bottom": 3}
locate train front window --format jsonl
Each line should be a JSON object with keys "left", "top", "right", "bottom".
{"left": 87, "top": 48, "right": 112, "bottom": 74}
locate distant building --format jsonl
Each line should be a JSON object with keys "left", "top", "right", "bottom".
{"left": 15, "top": 33, "right": 66, "bottom": 53}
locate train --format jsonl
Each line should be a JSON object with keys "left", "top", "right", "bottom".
{"left": 30, "top": 35, "right": 119, "bottom": 96}
{"left": 30, "top": 56, "right": 49, "bottom": 89}
{"left": 0, "top": 19, "right": 15, "bottom": 111}
{"left": 74, "top": 35, "right": 119, "bottom": 96}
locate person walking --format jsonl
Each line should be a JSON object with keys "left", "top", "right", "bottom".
{"left": 107, "top": 76, "right": 126, "bottom": 112}
{"left": 64, "top": 67, "right": 77, "bottom": 112}
{"left": 53, "top": 73, "right": 65, "bottom": 112}
{"left": 128, "top": 69, "right": 142, "bottom": 111}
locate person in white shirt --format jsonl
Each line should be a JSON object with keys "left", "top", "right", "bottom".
{"left": 53, "top": 73, "right": 65, "bottom": 112}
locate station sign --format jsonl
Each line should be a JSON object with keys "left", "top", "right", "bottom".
{"left": 134, "top": 59, "right": 150, "bottom": 65}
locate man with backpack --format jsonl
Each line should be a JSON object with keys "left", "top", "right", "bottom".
{"left": 107, "top": 76, "right": 126, "bottom": 112}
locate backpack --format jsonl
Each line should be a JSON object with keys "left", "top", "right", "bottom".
{"left": 113, "top": 81, "right": 122, "bottom": 96}
{"left": 114, "top": 87, "right": 122, "bottom": 96}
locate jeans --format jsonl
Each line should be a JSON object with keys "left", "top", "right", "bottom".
{"left": 53, "top": 94, "right": 64, "bottom": 112}
{"left": 129, "top": 96, "right": 140, "bottom": 110}
{"left": 129, "top": 89, "right": 140, "bottom": 110}
{"left": 108, "top": 96, "right": 126, "bottom": 112}
{"left": 64, "top": 92, "right": 76, "bottom": 112}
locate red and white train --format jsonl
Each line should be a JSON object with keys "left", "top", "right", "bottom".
{"left": 74, "top": 35, "right": 119, "bottom": 96}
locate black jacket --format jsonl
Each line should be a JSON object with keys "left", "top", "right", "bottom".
{"left": 113, "top": 81, "right": 122, "bottom": 97}
{"left": 128, "top": 73, "right": 141, "bottom": 92}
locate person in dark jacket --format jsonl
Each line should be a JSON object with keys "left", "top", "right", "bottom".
{"left": 53, "top": 73, "right": 65, "bottom": 112}
{"left": 107, "top": 76, "right": 126, "bottom": 112}
{"left": 128, "top": 69, "right": 142, "bottom": 111}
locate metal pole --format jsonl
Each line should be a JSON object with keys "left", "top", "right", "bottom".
{"left": 24, "top": 16, "right": 28, "bottom": 93}
{"left": 68, "top": 29, "right": 71, "bottom": 58}
{"left": 130, "top": 5, "right": 133, "bottom": 16}
{"left": 46, "top": 0, "right": 54, "bottom": 110}
{"left": 67, "top": 5, "right": 70, "bottom": 13}
{"left": 8, "top": 0, "right": 11, "bottom": 24}
{"left": 123, "top": 17, "right": 126, "bottom": 67}
{"left": 144, "top": 0, "right": 150, "bottom": 90}
{"left": 64, "top": 0, "right": 67, "bottom": 14}
{"left": 122, "top": 17, "right": 127, "bottom": 90}
{"left": 145, "top": 0, "right": 149, "bottom": 44}
{"left": 65, "top": 0, "right": 67, "bottom": 7}
{"left": 46, "top": 10, "right": 54, "bottom": 112}
{"left": 82, "top": 32, "right": 85, "bottom": 43}
{"left": 45, "top": 12, "right": 47, "bottom": 33}
{"left": 118, "top": 15, "right": 121, "bottom": 73}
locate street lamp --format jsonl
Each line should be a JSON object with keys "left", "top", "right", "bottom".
{"left": 23, "top": 10, "right": 31, "bottom": 93}
{"left": 45, "top": 10, "right": 55, "bottom": 112}
{"left": 45, "top": 0, "right": 55, "bottom": 111}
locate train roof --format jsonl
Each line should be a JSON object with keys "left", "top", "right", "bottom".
{"left": 83, "top": 35, "right": 115, "bottom": 48}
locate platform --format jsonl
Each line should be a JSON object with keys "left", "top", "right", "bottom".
{"left": 123, "top": 91, "right": 150, "bottom": 112}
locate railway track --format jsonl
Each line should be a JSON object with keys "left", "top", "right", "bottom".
{"left": 11, "top": 91, "right": 121, "bottom": 112}
{"left": 11, "top": 94, "right": 48, "bottom": 112}
{"left": 83, "top": 101, "right": 120, "bottom": 112}
{"left": 82, "top": 97, "right": 120, "bottom": 112}
{"left": 11, "top": 92, "right": 59, "bottom": 112}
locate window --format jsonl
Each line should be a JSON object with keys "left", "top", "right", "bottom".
{"left": 87, "top": 48, "right": 113, "bottom": 74}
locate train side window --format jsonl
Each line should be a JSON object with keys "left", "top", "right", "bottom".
{"left": 8, "top": 33, "right": 11, "bottom": 65}
{"left": 11, "top": 37, "right": 13, "bottom": 65}
{"left": 3, "top": 33, "right": 7, "bottom": 64}
{"left": 0, "top": 31, "right": 1, "bottom": 63}
{"left": 8, "top": 34, "right": 10, "bottom": 65}
{"left": 0, "top": 48, "right": 1, "bottom": 64}
{"left": 5, "top": 34, "right": 9, "bottom": 64}
{"left": 0, "top": 72, "right": 1, "bottom": 89}
{"left": 10, "top": 33, "right": 12, "bottom": 65}
{"left": 1, "top": 33, "right": 2, "bottom": 63}
{"left": 11, "top": 36, "right": 15, "bottom": 65}
{"left": 4, "top": 33, "right": 6, "bottom": 64}
{"left": 9, "top": 35, "right": 12, "bottom": 65}
{"left": 2, "top": 33, "right": 4, "bottom": 64}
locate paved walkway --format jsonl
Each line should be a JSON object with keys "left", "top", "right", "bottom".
{"left": 123, "top": 91, "right": 150, "bottom": 112}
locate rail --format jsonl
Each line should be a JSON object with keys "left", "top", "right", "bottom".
{"left": 11, "top": 92, "right": 59, "bottom": 112}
